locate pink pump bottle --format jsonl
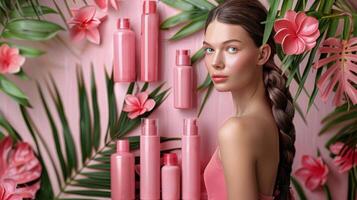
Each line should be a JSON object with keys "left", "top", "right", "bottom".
{"left": 174, "top": 49, "right": 193, "bottom": 109}
{"left": 161, "top": 153, "right": 180, "bottom": 200}
{"left": 113, "top": 18, "right": 136, "bottom": 83}
{"left": 182, "top": 118, "right": 200, "bottom": 200}
{"left": 140, "top": 118, "right": 160, "bottom": 200}
{"left": 110, "top": 139, "right": 135, "bottom": 200}
{"left": 140, "top": 0, "right": 159, "bottom": 82}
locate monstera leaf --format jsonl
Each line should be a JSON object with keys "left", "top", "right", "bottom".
{"left": 313, "top": 37, "right": 357, "bottom": 106}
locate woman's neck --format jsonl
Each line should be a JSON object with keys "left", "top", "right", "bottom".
{"left": 231, "top": 74, "right": 268, "bottom": 117}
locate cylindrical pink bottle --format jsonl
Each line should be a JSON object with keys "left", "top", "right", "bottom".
{"left": 174, "top": 49, "right": 193, "bottom": 109}
{"left": 161, "top": 153, "right": 180, "bottom": 200}
{"left": 140, "top": 0, "right": 159, "bottom": 82}
{"left": 140, "top": 118, "right": 160, "bottom": 200}
{"left": 113, "top": 18, "right": 136, "bottom": 83}
{"left": 182, "top": 118, "right": 200, "bottom": 200}
{"left": 110, "top": 139, "right": 135, "bottom": 200}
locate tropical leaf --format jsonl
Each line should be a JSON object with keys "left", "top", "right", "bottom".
{"left": 313, "top": 37, "right": 357, "bottom": 106}
{"left": 3, "top": 19, "right": 64, "bottom": 41}
{"left": 160, "top": 0, "right": 195, "bottom": 11}
{"left": 0, "top": 74, "right": 30, "bottom": 107}
{"left": 291, "top": 176, "right": 308, "bottom": 200}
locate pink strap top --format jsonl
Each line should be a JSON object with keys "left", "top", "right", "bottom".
{"left": 203, "top": 147, "right": 276, "bottom": 200}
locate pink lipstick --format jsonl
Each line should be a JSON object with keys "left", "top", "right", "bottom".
{"left": 211, "top": 75, "right": 228, "bottom": 83}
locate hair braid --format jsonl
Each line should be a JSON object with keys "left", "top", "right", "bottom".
{"left": 263, "top": 60, "right": 296, "bottom": 200}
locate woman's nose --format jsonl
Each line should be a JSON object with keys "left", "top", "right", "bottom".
{"left": 212, "top": 53, "right": 224, "bottom": 69}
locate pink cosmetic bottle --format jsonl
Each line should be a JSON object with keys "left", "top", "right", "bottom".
{"left": 182, "top": 118, "right": 200, "bottom": 200}
{"left": 140, "top": 118, "right": 160, "bottom": 200}
{"left": 161, "top": 153, "right": 180, "bottom": 200}
{"left": 113, "top": 18, "right": 136, "bottom": 83}
{"left": 110, "top": 139, "right": 135, "bottom": 200}
{"left": 174, "top": 49, "right": 193, "bottom": 109}
{"left": 140, "top": 0, "right": 159, "bottom": 82}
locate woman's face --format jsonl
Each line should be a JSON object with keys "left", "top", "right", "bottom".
{"left": 203, "top": 20, "right": 261, "bottom": 92}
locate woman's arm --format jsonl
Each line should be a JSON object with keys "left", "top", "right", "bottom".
{"left": 218, "top": 117, "right": 260, "bottom": 200}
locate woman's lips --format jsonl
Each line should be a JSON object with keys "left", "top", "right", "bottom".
{"left": 212, "top": 75, "right": 228, "bottom": 83}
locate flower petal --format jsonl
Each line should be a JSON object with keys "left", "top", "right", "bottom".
{"left": 282, "top": 35, "right": 299, "bottom": 55}
{"left": 72, "top": 6, "right": 96, "bottom": 23}
{"left": 143, "top": 99, "right": 156, "bottom": 111}
{"left": 274, "top": 28, "right": 294, "bottom": 44}
{"left": 110, "top": 0, "right": 119, "bottom": 10}
{"left": 95, "top": 0, "right": 108, "bottom": 11}
{"left": 274, "top": 19, "right": 294, "bottom": 32}
{"left": 125, "top": 94, "right": 140, "bottom": 106}
{"left": 69, "top": 26, "right": 86, "bottom": 42}
{"left": 137, "top": 92, "right": 149, "bottom": 105}
{"left": 298, "top": 15, "right": 319, "bottom": 36}
{"left": 86, "top": 28, "right": 100, "bottom": 44}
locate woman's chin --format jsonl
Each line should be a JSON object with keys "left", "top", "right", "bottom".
{"left": 213, "top": 83, "right": 232, "bottom": 92}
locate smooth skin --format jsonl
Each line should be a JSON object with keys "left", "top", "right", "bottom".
{"left": 203, "top": 19, "right": 280, "bottom": 200}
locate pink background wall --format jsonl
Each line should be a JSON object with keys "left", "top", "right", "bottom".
{"left": 0, "top": 0, "right": 350, "bottom": 199}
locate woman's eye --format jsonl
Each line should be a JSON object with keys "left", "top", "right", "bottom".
{"left": 205, "top": 48, "right": 214, "bottom": 54}
{"left": 227, "top": 47, "right": 238, "bottom": 53}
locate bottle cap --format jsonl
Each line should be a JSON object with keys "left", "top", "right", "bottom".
{"left": 143, "top": 0, "right": 157, "bottom": 14}
{"left": 176, "top": 49, "right": 191, "bottom": 66}
{"left": 117, "top": 18, "right": 130, "bottom": 29}
{"left": 163, "top": 153, "right": 178, "bottom": 165}
{"left": 183, "top": 118, "right": 198, "bottom": 136}
{"left": 141, "top": 118, "right": 158, "bottom": 136}
{"left": 116, "top": 139, "right": 130, "bottom": 152}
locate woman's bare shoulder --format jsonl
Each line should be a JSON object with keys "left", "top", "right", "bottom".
{"left": 218, "top": 115, "right": 274, "bottom": 156}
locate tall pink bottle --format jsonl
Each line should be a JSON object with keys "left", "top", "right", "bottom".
{"left": 140, "top": 118, "right": 160, "bottom": 200}
{"left": 113, "top": 18, "right": 136, "bottom": 83}
{"left": 182, "top": 118, "right": 200, "bottom": 200}
{"left": 174, "top": 49, "right": 193, "bottom": 109}
{"left": 110, "top": 139, "right": 135, "bottom": 200}
{"left": 161, "top": 153, "right": 180, "bottom": 200}
{"left": 140, "top": 0, "right": 159, "bottom": 82}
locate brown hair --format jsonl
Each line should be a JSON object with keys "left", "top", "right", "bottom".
{"left": 204, "top": 0, "right": 296, "bottom": 199}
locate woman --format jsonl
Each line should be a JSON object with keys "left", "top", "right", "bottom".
{"left": 202, "top": 1, "right": 296, "bottom": 200}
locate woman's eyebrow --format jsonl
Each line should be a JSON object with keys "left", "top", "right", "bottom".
{"left": 203, "top": 39, "right": 242, "bottom": 46}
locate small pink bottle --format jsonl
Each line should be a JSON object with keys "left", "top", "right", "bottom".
{"left": 174, "top": 49, "right": 193, "bottom": 109}
{"left": 182, "top": 118, "right": 200, "bottom": 200}
{"left": 110, "top": 139, "right": 135, "bottom": 200}
{"left": 140, "top": 0, "right": 159, "bottom": 82}
{"left": 140, "top": 118, "right": 160, "bottom": 200}
{"left": 161, "top": 153, "right": 180, "bottom": 200}
{"left": 113, "top": 18, "right": 136, "bottom": 83}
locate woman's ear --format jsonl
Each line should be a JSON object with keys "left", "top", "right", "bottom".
{"left": 257, "top": 43, "right": 271, "bottom": 66}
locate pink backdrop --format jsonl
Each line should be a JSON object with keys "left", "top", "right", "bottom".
{"left": 0, "top": 0, "right": 349, "bottom": 199}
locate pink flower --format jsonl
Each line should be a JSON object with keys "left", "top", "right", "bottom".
{"left": 95, "top": 0, "right": 119, "bottom": 12}
{"left": 294, "top": 155, "right": 329, "bottom": 191}
{"left": 123, "top": 91, "right": 156, "bottom": 119}
{"left": 0, "top": 137, "right": 42, "bottom": 199}
{"left": 0, "top": 179, "right": 23, "bottom": 200}
{"left": 0, "top": 44, "right": 25, "bottom": 74}
{"left": 68, "top": 6, "right": 107, "bottom": 44}
{"left": 274, "top": 10, "right": 320, "bottom": 55}
{"left": 329, "top": 142, "right": 357, "bottom": 173}
{"left": 313, "top": 37, "right": 357, "bottom": 106}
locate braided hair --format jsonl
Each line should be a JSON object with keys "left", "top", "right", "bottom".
{"left": 204, "top": 1, "right": 296, "bottom": 199}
